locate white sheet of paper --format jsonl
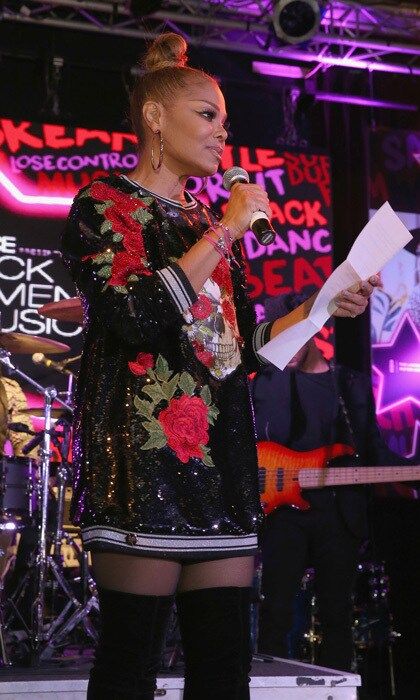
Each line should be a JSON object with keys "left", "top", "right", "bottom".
{"left": 309, "top": 260, "right": 360, "bottom": 328}
{"left": 258, "top": 202, "right": 412, "bottom": 370}
{"left": 347, "top": 201, "right": 412, "bottom": 279}
{"left": 258, "top": 318, "right": 318, "bottom": 369}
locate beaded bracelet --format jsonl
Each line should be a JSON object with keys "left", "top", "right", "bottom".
{"left": 202, "top": 224, "right": 234, "bottom": 262}
{"left": 217, "top": 222, "right": 234, "bottom": 255}
{"left": 202, "top": 231, "right": 227, "bottom": 261}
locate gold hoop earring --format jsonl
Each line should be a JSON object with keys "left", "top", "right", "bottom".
{"left": 151, "top": 131, "right": 164, "bottom": 171}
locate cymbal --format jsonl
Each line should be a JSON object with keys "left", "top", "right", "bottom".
{"left": 0, "top": 332, "right": 70, "bottom": 355}
{"left": 39, "top": 298, "right": 83, "bottom": 324}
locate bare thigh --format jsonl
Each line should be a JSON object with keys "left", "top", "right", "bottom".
{"left": 178, "top": 556, "right": 255, "bottom": 593}
{"left": 91, "top": 552, "right": 182, "bottom": 596}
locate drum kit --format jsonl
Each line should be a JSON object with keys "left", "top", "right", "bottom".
{"left": 0, "top": 297, "right": 92, "bottom": 666}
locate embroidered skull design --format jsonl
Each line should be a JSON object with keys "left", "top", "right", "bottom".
{"left": 183, "top": 278, "right": 241, "bottom": 379}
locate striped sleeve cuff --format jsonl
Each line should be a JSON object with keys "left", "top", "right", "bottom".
{"left": 156, "top": 262, "right": 197, "bottom": 314}
{"left": 252, "top": 321, "right": 273, "bottom": 364}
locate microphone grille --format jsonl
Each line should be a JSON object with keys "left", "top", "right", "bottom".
{"left": 32, "top": 353, "right": 44, "bottom": 364}
{"left": 223, "top": 167, "right": 249, "bottom": 191}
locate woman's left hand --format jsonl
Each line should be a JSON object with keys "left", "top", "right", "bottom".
{"left": 333, "top": 274, "right": 381, "bottom": 318}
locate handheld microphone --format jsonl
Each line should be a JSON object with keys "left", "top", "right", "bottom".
{"left": 222, "top": 167, "right": 275, "bottom": 245}
{"left": 32, "top": 353, "right": 73, "bottom": 375}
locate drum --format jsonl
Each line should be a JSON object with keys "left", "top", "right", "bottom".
{"left": 0, "top": 457, "right": 38, "bottom": 524}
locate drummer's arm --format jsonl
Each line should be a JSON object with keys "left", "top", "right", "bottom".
{"left": 3, "top": 379, "right": 36, "bottom": 457}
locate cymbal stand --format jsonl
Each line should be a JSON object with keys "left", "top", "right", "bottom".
{"left": 39, "top": 417, "right": 99, "bottom": 660}
{"left": 40, "top": 565, "right": 99, "bottom": 660}
{"left": 65, "top": 372, "right": 74, "bottom": 406}
{"left": 0, "top": 349, "right": 72, "bottom": 664}
{"left": 50, "top": 417, "right": 72, "bottom": 565}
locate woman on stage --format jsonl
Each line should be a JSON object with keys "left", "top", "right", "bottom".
{"left": 62, "top": 32, "right": 376, "bottom": 699}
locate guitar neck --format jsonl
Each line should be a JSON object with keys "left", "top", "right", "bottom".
{"left": 299, "top": 465, "right": 420, "bottom": 489}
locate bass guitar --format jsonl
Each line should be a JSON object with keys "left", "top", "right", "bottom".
{"left": 257, "top": 441, "right": 420, "bottom": 515}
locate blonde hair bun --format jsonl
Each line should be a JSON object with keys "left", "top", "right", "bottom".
{"left": 143, "top": 33, "right": 188, "bottom": 73}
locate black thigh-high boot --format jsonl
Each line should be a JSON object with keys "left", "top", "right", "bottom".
{"left": 87, "top": 587, "right": 174, "bottom": 700}
{"left": 176, "top": 586, "right": 252, "bottom": 700}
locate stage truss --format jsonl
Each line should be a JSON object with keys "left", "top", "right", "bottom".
{"left": 1, "top": 0, "right": 420, "bottom": 77}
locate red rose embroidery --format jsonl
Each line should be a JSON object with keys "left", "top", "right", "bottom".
{"left": 158, "top": 395, "right": 209, "bottom": 463}
{"left": 196, "top": 349, "right": 214, "bottom": 368}
{"left": 211, "top": 260, "right": 233, "bottom": 294}
{"left": 90, "top": 182, "right": 147, "bottom": 212}
{"left": 108, "top": 251, "right": 151, "bottom": 287}
{"left": 128, "top": 352, "right": 155, "bottom": 376}
{"left": 221, "top": 298, "right": 237, "bottom": 328}
{"left": 88, "top": 182, "right": 152, "bottom": 288}
{"left": 121, "top": 226, "right": 146, "bottom": 257}
{"left": 190, "top": 294, "right": 213, "bottom": 320}
{"left": 192, "top": 341, "right": 214, "bottom": 368}
{"left": 104, "top": 205, "right": 147, "bottom": 251}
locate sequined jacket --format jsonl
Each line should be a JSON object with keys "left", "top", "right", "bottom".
{"left": 61, "top": 175, "right": 271, "bottom": 559}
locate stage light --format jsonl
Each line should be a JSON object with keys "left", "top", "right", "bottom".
{"left": 253, "top": 61, "right": 308, "bottom": 79}
{"left": 272, "top": 0, "right": 321, "bottom": 44}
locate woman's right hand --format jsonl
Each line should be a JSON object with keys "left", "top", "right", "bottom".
{"left": 220, "top": 183, "right": 271, "bottom": 240}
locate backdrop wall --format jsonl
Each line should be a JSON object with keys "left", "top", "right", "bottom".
{"left": 369, "top": 128, "right": 420, "bottom": 460}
